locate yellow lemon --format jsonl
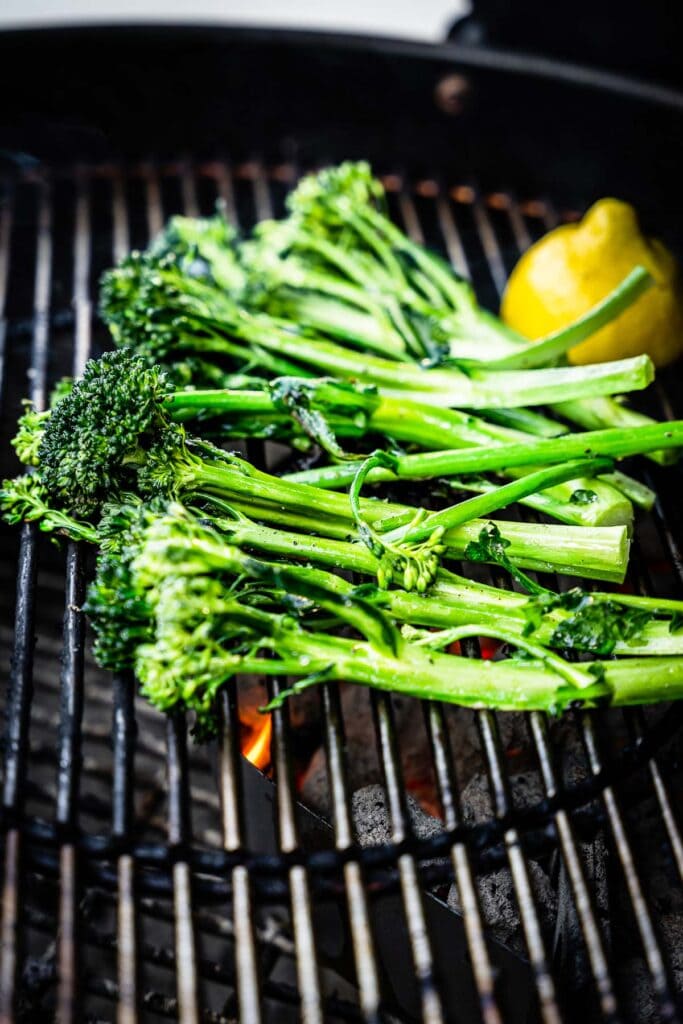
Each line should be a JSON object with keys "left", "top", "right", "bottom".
{"left": 501, "top": 199, "right": 683, "bottom": 367}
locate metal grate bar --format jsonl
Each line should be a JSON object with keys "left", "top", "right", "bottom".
{"left": 148, "top": 157, "right": 202, "bottom": 1024}
{"left": 111, "top": 166, "right": 130, "bottom": 264}
{"left": 501, "top": 194, "right": 533, "bottom": 254}
{"left": 399, "top": 188, "right": 506, "bottom": 1023}
{"left": 252, "top": 161, "right": 325, "bottom": 1024}
{"left": 180, "top": 162, "right": 200, "bottom": 220}
{"left": 434, "top": 190, "right": 470, "bottom": 279}
{"left": 55, "top": 166, "right": 92, "bottom": 1024}
{"left": 320, "top": 682, "right": 382, "bottom": 1024}
{"left": 477, "top": 709, "right": 563, "bottom": 1024}
{"left": 27, "top": 175, "right": 52, "bottom": 413}
{"left": 219, "top": 685, "right": 263, "bottom": 1024}
{"left": 424, "top": 700, "right": 505, "bottom": 1024}
{"left": 113, "top": 673, "right": 139, "bottom": 1024}
{"left": 109, "top": 166, "right": 140, "bottom": 1024}
{"left": 71, "top": 166, "right": 92, "bottom": 378}
{"left": 528, "top": 712, "right": 621, "bottom": 1022}
{"left": 211, "top": 162, "right": 239, "bottom": 227}
{"left": 371, "top": 691, "right": 445, "bottom": 1024}
{"left": 167, "top": 711, "right": 201, "bottom": 1024}
{"left": 470, "top": 197, "right": 508, "bottom": 299}
{"left": 581, "top": 717, "right": 681, "bottom": 1022}
{"left": 0, "top": 174, "right": 53, "bottom": 1022}
{"left": 142, "top": 162, "right": 164, "bottom": 239}
{"left": 397, "top": 190, "right": 425, "bottom": 246}
{"left": 269, "top": 678, "right": 324, "bottom": 1024}
{"left": 55, "top": 543, "right": 87, "bottom": 1024}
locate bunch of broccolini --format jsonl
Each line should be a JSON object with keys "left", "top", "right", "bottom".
{"left": 3, "top": 161, "right": 683, "bottom": 737}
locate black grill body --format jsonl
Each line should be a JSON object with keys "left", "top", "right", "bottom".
{"left": 1, "top": 26, "right": 683, "bottom": 1024}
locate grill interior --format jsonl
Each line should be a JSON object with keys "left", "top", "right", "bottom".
{"left": 1, "top": 158, "right": 683, "bottom": 1024}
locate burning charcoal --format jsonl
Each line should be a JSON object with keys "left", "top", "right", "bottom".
{"left": 553, "top": 832, "right": 611, "bottom": 990}
{"left": 351, "top": 784, "right": 445, "bottom": 848}
{"left": 300, "top": 687, "right": 383, "bottom": 814}
{"left": 618, "top": 914, "right": 683, "bottom": 1022}
{"left": 648, "top": 857, "right": 683, "bottom": 917}
{"left": 448, "top": 861, "right": 557, "bottom": 956}
{"left": 618, "top": 958, "right": 657, "bottom": 1024}
{"left": 454, "top": 769, "right": 558, "bottom": 954}
{"left": 445, "top": 709, "right": 534, "bottom": 786}
{"left": 299, "top": 688, "right": 432, "bottom": 816}
{"left": 460, "top": 769, "right": 545, "bottom": 823}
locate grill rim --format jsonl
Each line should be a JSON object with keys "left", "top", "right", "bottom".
{"left": 1, "top": 22, "right": 683, "bottom": 111}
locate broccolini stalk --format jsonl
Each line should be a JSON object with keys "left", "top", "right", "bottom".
{"left": 286, "top": 419, "right": 683, "bottom": 489}
{"left": 202, "top": 503, "right": 681, "bottom": 655}
{"left": 251, "top": 164, "right": 652, "bottom": 370}
{"left": 441, "top": 475, "right": 634, "bottom": 528}
{"left": 555, "top": 396, "right": 680, "bottom": 466}
{"left": 466, "top": 267, "right": 653, "bottom": 370}
{"left": 100, "top": 239, "right": 656, "bottom": 410}
{"left": 200, "top": 468, "right": 631, "bottom": 583}
{"left": 120, "top": 508, "right": 683, "bottom": 731}
{"left": 167, "top": 380, "right": 641, "bottom": 526}
{"left": 243, "top": 163, "right": 676, "bottom": 464}
{"left": 368, "top": 396, "right": 641, "bottom": 522}
{"left": 21, "top": 349, "right": 630, "bottom": 585}
{"left": 376, "top": 456, "right": 614, "bottom": 546}
{"left": 349, "top": 450, "right": 614, "bottom": 589}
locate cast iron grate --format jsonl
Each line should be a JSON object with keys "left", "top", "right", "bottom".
{"left": 0, "top": 159, "right": 682, "bottom": 1024}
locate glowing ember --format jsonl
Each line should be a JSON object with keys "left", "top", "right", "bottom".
{"left": 241, "top": 712, "right": 272, "bottom": 771}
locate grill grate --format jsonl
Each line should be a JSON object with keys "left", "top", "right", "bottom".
{"left": 1, "top": 160, "right": 683, "bottom": 1024}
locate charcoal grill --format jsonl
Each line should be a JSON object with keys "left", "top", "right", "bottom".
{"left": 1, "top": 25, "right": 683, "bottom": 1024}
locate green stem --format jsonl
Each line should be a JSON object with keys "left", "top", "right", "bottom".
{"left": 478, "top": 267, "right": 653, "bottom": 370}
{"left": 385, "top": 458, "right": 614, "bottom": 544}
{"left": 555, "top": 396, "right": 680, "bottom": 466}
{"left": 166, "top": 390, "right": 274, "bottom": 418}
{"left": 406, "top": 623, "right": 598, "bottom": 689}
{"left": 199, "top": 510, "right": 683, "bottom": 655}
{"left": 442, "top": 475, "right": 633, "bottom": 528}
{"left": 286, "top": 420, "right": 683, "bottom": 489}
{"left": 273, "top": 290, "right": 413, "bottom": 360}
{"left": 165, "top": 383, "right": 637, "bottom": 527}
{"left": 479, "top": 407, "right": 569, "bottom": 437}
{"left": 260, "top": 626, "right": 683, "bottom": 713}
{"left": 187, "top": 298, "right": 655, "bottom": 410}
{"left": 186, "top": 451, "right": 631, "bottom": 582}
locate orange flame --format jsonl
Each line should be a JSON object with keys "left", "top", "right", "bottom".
{"left": 242, "top": 712, "right": 272, "bottom": 771}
